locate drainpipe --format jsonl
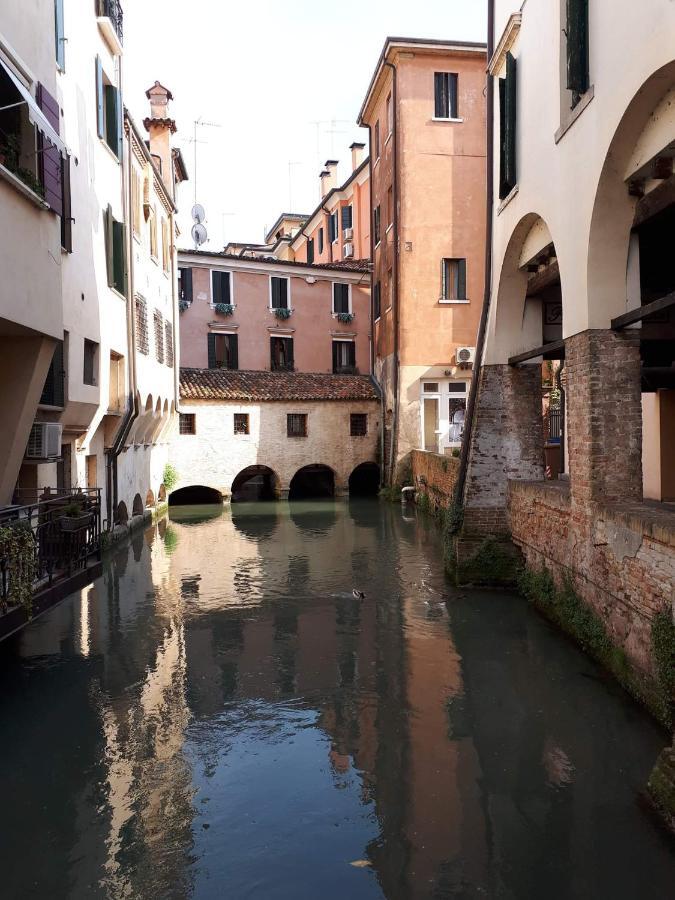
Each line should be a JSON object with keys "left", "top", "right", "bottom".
{"left": 320, "top": 199, "right": 334, "bottom": 264}
{"left": 364, "top": 125, "right": 384, "bottom": 486}
{"left": 454, "top": 0, "right": 495, "bottom": 508}
{"left": 170, "top": 210, "right": 180, "bottom": 414}
{"left": 383, "top": 60, "right": 400, "bottom": 487}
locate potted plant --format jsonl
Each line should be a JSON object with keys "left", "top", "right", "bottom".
{"left": 179, "top": 299, "right": 190, "bottom": 313}
{"left": 60, "top": 500, "right": 92, "bottom": 532}
{"left": 214, "top": 303, "right": 235, "bottom": 316}
{"left": 273, "top": 307, "right": 292, "bottom": 320}
{"left": 337, "top": 312, "right": 354, "bottom": 324}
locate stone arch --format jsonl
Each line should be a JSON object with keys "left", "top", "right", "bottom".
{"left": 169, "top": 485, "right": 223, "bottom": 506}
{"left": 288, "top": 464, "right": 336, "bottom": 500}
{"left": 132, "top": 493, "right": 143, "bottom": 516}
{"left": 115, "top": 500, "right": 129, "bottom": 525}
{"left": 348, "top": 462, "right": 380, "bottom": 497}
{"left": 231, "top": 465, "right": 280, "bottom": 502}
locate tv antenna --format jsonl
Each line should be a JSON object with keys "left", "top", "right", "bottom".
{"left": 189, "top": 117, "right": 222, "bottom": 207}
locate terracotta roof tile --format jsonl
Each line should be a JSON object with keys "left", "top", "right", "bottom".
{"left": 180, "top": 369, "right": 380, "bottom": 402}
{"left": 312, "top": 258, "right": 372, "bottom": 272}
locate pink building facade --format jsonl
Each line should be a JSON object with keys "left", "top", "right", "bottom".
{"left": 177, "top": 253, "right": 371, "bottom": 376}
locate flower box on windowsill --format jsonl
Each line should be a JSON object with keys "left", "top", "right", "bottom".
{"left": 336, "top": 312, "right": 354, "bottom": 324}
{"left": 179, "top": 300, "right": 191, "bottom": 313}
{"left": 214, "top": 303, "right": 235, "bottom": 316}
{"left": 272, "top": 307, "right": 292, "bottom": 320}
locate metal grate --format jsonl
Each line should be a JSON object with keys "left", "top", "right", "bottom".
{"left": 164, "top": 321, "right": 174, "bottom": 367}
{"left": 350, "top": 413, "right": 367, "bottom": 436}
{"left": 287, "top": 413, "right": 307, "bottom": 438}
{"left": 154, "top": 310, "right": 164, "bottom": 364}
{"left": 233, "top": 414, "right": 249, "bottom": 435}
{"left": 135, "top": 296, "right": 149, "bottom": 355}
{"left": 179, "top": 413, "right": 195, "bottom": 435}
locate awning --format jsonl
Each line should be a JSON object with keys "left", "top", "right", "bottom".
{"left": 0, "top": 59, "right": 67, "bottom": 156}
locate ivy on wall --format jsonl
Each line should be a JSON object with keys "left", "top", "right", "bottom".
{"left": 0, "top": 523, "right": 37, "bottom": 615}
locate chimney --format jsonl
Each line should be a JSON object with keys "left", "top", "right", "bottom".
{"left": 350, "top": 142, "right": 366, "bottom": 171}
{"left": 143, "top": 81, "right": 176, "bottom": 197}
{"left": 321, "top": 159, "right": 339, "bottom": 197}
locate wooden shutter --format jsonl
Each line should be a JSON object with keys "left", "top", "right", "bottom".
{"left": 214, "top": 271, "right": 230, "bottom": 303}
{"left": 229, "top": 334, "right": 239, "bottom": 370}
{"left": 285, "top": 338, "right": 294, "bottom": 369}
{"left": 307, "top": 238, "right": 314, "bottom": 264}
{"left": 270, "top": 336, "right": 276, "bottom": 369}
{"left": 566, "top": 0, "right": 589, "bottom": 96}
{"left": 181, "top": 267, "right": 193, "bottom": 302}
{"left": 271, "top": 277, "right": 280, "bottom": 308}
{"left": 104, "top": 205, "right": 113, "bottom": 286}
{"left": 115, "top": 87, "right": 123, "bottom": 159}
{"left": 55, "top": 0, "right": 65, "bottom": 69}
{"left": 347, "top": 341, "right": 356, "bottom": 368}
{"left": 112, "top": 219, "right": 125, "bottom": 294}
{"left": 332, "top": 341, "right": 339, "bottom": 373}
{"left": 96, "top": 57, "right": 105, "bottom": 139}
{"left": 279, "top": 278, "right": 288, "bottom": 308}
{"left": 449, "top": 74, "right": 458, "bottom": 118}
{"left": 458, "top": 259, "right": 467, "bottom": 300}
{"left": 36, "top": 83, "right": 62, "bottom": 216}
{"left": 342, "top": 205, "right": 352, "bottom": 230}
{"left": 505, "top": 53, "right": 517, "bottom": 192}
{"left": 208, "top": 333, "right": 217, "bottom": 368}
{"left": 441, "top": 259, "right": 448, "bottom": 299}
{"left": 105, "top": 85, "right": 117, "bottom": 154}
{"left": 61, "top": 154, "right": 72, "bottom": 251}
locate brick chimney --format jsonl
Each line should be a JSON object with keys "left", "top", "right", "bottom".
{"left": 350, "top": 142, "right": 366, "bottom": 171}
{"left": 143, "top": 81, "right": 176, "bottom": 196}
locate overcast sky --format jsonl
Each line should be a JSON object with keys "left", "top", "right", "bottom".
{"left": 124, "top": 0, "right": 486, "bottom": 249}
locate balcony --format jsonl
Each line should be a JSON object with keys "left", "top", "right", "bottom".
{"left": 96, "top": 0, "right": 124, "bottom": 54}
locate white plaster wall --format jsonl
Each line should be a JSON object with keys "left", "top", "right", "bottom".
{"left": 168, "top": 400, "right": 380, "bottom": 497}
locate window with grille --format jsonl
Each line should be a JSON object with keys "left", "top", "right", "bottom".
{"left": 135, "top": 296, "right": 149, "bottom": 354}
{"left": 154, "top": 310, "right": 164, "bottom": 363}
{"left": 179, "top": 413, "right": 195, "bottom": 435}
{"left": 350, "top": 413, "right": 367, "bottom": 436}
{"left": 234, "top": 413, "right": 249, "bottom": 435}
{"left": 287, "top": 413, "right": 307, "bottom": 437}
{"left": 434, "top": 72, "right": 458, "bottom": 119}
{"left": 441, "top": 258, "right": 467, "bottom": 301}
{"left": 164, "top": 321, "right": 174, "bottom": 367}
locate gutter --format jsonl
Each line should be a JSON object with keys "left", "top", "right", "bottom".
{"left": 454, "top": 0, "right": 495, "bottom": 508}
{"left": 384, "top": 59, "right": 400, "bottom": 487}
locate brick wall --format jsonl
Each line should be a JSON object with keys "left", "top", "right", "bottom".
{"left": 411, "top": 450, "right": 459, "bottom": 510}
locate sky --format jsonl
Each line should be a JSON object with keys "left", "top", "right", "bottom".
{"left": 124, "top": 0, "right": 487, "bottom": 249}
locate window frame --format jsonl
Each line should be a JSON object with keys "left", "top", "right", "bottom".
{"left": 287, "top": 413, "right": 307, "bottom": 438}
{"left": 332, "top": 338, "right": 356, "bottom": 374}
{"left": 433, "top": 71, "right": 460, "bottom": 121}
{"left": 374, "top": 119, "right": 380, "bottom": 160}
{"left": 96, "top": 56, "right": 122, "bottom": 160}
{"left": 373, "top": 205, "right": 381, "bottom": 247}
{"left": 83, "top": 338, "right": 98, "bottom": 387}
{"left": 208, "top": 332, "right": 239, "bottom": 370}
{"left": 211, "top": 269, "right": 233, "bottom": 307}
{"left": 332, "top": 282, "right": 352, "bottom": 316}
{"left": 270, "top": 335, "right": 294, "bottom": 371}
{"left": 440, "top": 257, "right": 468, "bottom": 303}
{"left": 306, "top": 237, "right": 314, "bottom": 264}
{"left": 386, "top": 93, "right": 393, "bottom": 138}
{"left": 179, "top": 413, "right": 196, "bottom": 435}
{"left": 233, "top": 413, "right": 250, "bottom": 436}
{"left": 329, "top": 211, "right": 339, "bottom": 244}
{"left": 350, "top": 413, "right": 368, "bottom": 437}
{"left": 373, "top": 281, "right": 381, "bottom": 322}
{"left": 269, "top": 275, "right": 290, "bottom": 310}
{"left": 318, "top": 227, "right": 324, "bottom": 255}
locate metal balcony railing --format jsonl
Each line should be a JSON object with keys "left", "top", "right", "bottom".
{"left": 97, "top": 0, "right": 123, "bottom": 45}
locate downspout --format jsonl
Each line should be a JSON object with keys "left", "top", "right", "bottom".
{"left": 365, "top": 126, "right": 383, "bottom": 486}
{"left": 383, "top": 60, "right": 400, "bottom": 487}
{"left": 454, "top": 0, "right": 495, "bottom": 508}
{"left": 320, "top": 199, "right": 334, "bottom": 264}
{"left": 171, "top": 211, "right": 180, "bottom": 414}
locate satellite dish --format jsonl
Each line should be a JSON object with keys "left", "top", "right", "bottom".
{"left": 191, "top": 203, "right": 206, "bottom": 223}
{"left": 192, "top": 222, "right": 208, "bottom": 247}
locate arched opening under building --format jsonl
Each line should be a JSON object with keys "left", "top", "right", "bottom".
{"left": 145, "top": 489, "right": 155, "bottom": 508}
{"left": 115, "top": 500, "right": 129, "bottom": 525}
{"left": 288, "top": 464, "right": 335, "bottom": 500}
{"left": 231, "top": 466, "right": 280, "bottom": 502}
{"left": 132, "top": 493, "right": 143, "bottom": 517}
{"left": 169, "top": 485, "right": 223, "bottom": 506}
{"left": 158, "top": 484, "right": 167, "bottom": 502}
{"left": 348, "top": 462, "right": 380, "bottom": 497}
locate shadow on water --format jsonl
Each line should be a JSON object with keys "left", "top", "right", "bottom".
{"left": 0, "top": 498, "right": 672, "bottom": 899}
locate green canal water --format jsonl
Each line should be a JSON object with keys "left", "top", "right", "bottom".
{"left": 0, "top": 500, "right": 672, "bottom": 898}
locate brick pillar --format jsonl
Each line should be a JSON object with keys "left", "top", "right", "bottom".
{"left": 463, "top": 363, "right": 544, "bottom": 535}
{"left": 564, "top": 330, "right": 642, "bottom": 505}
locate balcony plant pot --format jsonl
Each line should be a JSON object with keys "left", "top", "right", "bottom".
{"left": 60, "top": 513, "right": 92, "bottom": 532}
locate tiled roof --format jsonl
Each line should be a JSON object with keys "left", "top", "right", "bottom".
{"left": 180, "top": 369, "right": 380, "bottom": 402}
{"left": 313, "top": 258, "right": 372, "bottom": 272}
{"left": 176, "top": 249, "right": 371, "bottom": 275}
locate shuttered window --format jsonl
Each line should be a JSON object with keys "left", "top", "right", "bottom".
{"left": 373, "top": 205, "right": 381, "bottom": 245}
{"left": 499, "top": 52, "right": 518, "bottom": 200}
{"left": 36, "top": 83, "right": 62, "bottom": 216}
{"left": 54, "top": 0, "right": 65, "bottom": 70}
{"left": 318, "top": 228, "right": 324, "bottom": 255}
{"left": 208, "top": 333, "right": 238, "bottom": 370}
{"left": 164, "top": 321, "right": 174, "bottom": 367}
{"left": 95, "top": 56, "right": 122, "bottom": 159}
{"left": 374, "top": 120, "right": 380, "bottom": 159}
{"left": 270, "top": 336, "right": 294, "bottom": 371}
{"left": 212, "top": 270, "right": 231, "bottom": 304}
{"left": 270, "top": 276, "right": 289, "bottom": 309}
{"left": 329, "top": 212, "right": 338, "bottom": 243}
{"left": 434, "top": 72, "right": 458, "bottom": 119}
{"left": 154, "top": 310, "right": 164, "bottom": 363}
{"left": 332, "top": 340, "right": 356, "bottom": 374}
{"left": 441, "top": 258, "right": 467, "bottom": 301}
{"left": 386, "top": 93, "right": 393, "bottom": 135}
{"left": 566, "top": 0, "right": 589, "bottom": 104}
{"left": 233, "top": 414, "right": 249, "bottom": 435}
{"left": 306, "top": 238, "right": 314, "bottom": 264}
{"left": 373, "top": 281, "right": 381, "bottom": 320}
{"left": 103, "top": 205, "right": 126, "bottom": 295}
{"left": 61, "top": 154, "right": 72, "bottom": 252}
{"left": 135, "top": 296, "right": 149, "bottom": 354}
{"left": 341, "top": 205, "right": 353, "bottom": 231}
{"left": 178, "top": 267, "right": 193, "bottom": 303}
{"left": 333, "top": 283, "right": 350, "bottom": 314}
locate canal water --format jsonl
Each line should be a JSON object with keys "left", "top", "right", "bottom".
{"left": 0, "top": 500, "right": 672, "bottom": 899}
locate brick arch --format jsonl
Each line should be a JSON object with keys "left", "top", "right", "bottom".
{"left": 231, "top": 465, "right": 280, "bottom": 502}
{"left": 288, "top": 464, "right": 336, "bottom": 500}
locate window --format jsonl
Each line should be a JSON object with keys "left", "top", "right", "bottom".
{"left": 83, "top": 339, "right": 98, "bottom": 386}
{"left": 178, "top": 267, "right": 193, "bottom": 303}
{"left": 60, "top": 153, "right": 72, "bottom": 252}
{"left": 373, "top": 205, "right": 381, "bottom": 245}
{"left": 386, "top": 93, "right": 393, "bottom": 135}
{"left": 350, "top": 413, "right": 367, "bottom": 437}
{"left": 442, "top": 258, "right": 467, "bottom": 301}
{"left": 161, "top": 219, "right": 170, "bottom": 272}
{"left": 374, "top": 120, "right": 380, "bottom": 159}
{"left": 373, "top": 281, "right": 381, "bottom": 320}
{"left": 135, "top": 296, "right": 149, "bottom": 354}
{"left": 448, "top": 382, "right": 467, "bottom": 393}
{"left": 234, "top": 413, "right": 249, "bottom": 435}
{"left": 40, "top": 339, "right": 65, "bottom": 407}
{"left": 131, "top": 168, "right": 141, "bottom": 235}
{"left": 386, "top": 267, "right": 393, "bottom": 309}
{"left": 270, "top": 276, "right": 289, "bottom": 309}
{"left": 333, "top": 283, "right": 350, "bottom": 314}
{"left": 434, "top": 72, "right": 458, "bottom": 119}
{"left": 149, "top": 207, "right": 158, "bottom": 258}
{"left": 108, "top": 351, "right": 124, "bottom": 413}
{"left": 318, "top": 227, "right": 324, "bottom": 255}
{"left": 332, "top": 340, "right": 356, "bottom": 374}
{"left": 103, "top": 205, "right": 126, "bottom": 294}
{"left": 329, "top": 211, "right": 338, "bottom": 243}
{"left": 499, "top": 52, "right": 517, "bottom": 200}
{"left": 287, "top": 413, "right": 307, "bottom": 438}
{"left": 96, "top": 56, "right": 122, "bottom": 159}
{"left": 270, "top": 336, "right": 294, "bottom": 371}
{"left": 55, "top": 0, "right": 65, "bottom": 69}
{"left": 566, "top": 0, "right": 589, "bottom": 108}
{"left": 208, "top": 333, "right": 238, "bottom": 369}
{"left": 423, "top": 382, "right": 440, "bottom": 392}
{"left": 164, "top": 321, "right": 174, "bottom": 367}
{"left": 212, "top": 270, "right": 232, "bottom": 304}
{"left": 179, "top": 413, "right": 196, "bottom": 435}
{"left": 154, "top": 310, "right": 164, "bottom": 363}
{"left": 341, "top": 205, "right": 353, "bottom": 231}
{"left": 387, "top": 186, "right": 393, "bottom": 229}
{"left": 307, "top": 238, "right": 314, "bottom": 264}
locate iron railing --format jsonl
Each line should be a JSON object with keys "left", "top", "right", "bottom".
{"left": 0, "top": 488, "right": 101, "bottom": 609}
{"left": 548, "top": 407, "right": 562, "bottom": 442}
{"left": 96, "top": 0, "right": 123, "bottom": 44}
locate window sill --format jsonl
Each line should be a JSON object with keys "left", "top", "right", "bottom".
{"left": 287, "top": 435, "right": 307, "bottom": 439}
{"left": 432, "top": 116, "right": 463, "bottom": 123}
{"left": 331, "top": 311, "right": 354, "bottom": 318}
{"left": 438, "top": 298, "right": 470, "bottom": 305}
{"left": 0, "top": 163, "right": 49, "bottom": 210}
{"left": 99, "top": 137, "right": 121, "bottom": 165}
{"left": 497, "top": 184, "right": 519, "bottom": 215}
{"left": 555, "top": 85, "right": 595, "bottom": 144}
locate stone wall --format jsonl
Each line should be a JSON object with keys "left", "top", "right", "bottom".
{"left": 410, "top": 450, "right": 460, "bottom": 510}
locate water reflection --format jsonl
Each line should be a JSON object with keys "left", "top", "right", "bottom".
{"left": 0, "top": 501, "right": 672, "bottom": 899}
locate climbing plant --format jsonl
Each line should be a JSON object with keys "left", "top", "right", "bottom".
{"left": 0, "top": 522, "right": 36, "bottom": 614}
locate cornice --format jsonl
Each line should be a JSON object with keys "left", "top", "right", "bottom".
{"left": 488, "top": 13, "right": 522, "bottom": 76}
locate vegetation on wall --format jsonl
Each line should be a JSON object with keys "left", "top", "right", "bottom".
{"left": 163, "top": 464, "right": 179, "bottom": 492}
{"left": 0, "top": 523, "right": 36, "bottom": 615}
{"left": 214, "top": 303, "right": 235, "bottom": 316}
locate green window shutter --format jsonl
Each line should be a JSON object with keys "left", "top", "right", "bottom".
{"left": 103, "top": 205, "right": 113, "bottom": 287}
{"left": 271, "top": 277, "right": 280, "bottom": 308}
{"left": 566, "top": 0, "right": 589, "bottom": 96}
{"left": 55, "top": 0, "right": 65, "bottom": 70}
{"left": 208, "top": 333, "right": 217, "bottom": 368}
{"left": 115, "top": 87, "right": 123, "bottom": 159}
{"left": 458, "top": 259, "right": 467, "bottom": 300}
{"left": 498, "top": 78, "right": 507, "bottom": 199}
{"left": 503, "top": 53, "right": 517, "bottom": 197}
{"left": 96, "top": 57, "right": 105, "bottom": 139}
{"left": 112, "top": 219, "right": 125, "bottom": 294}
{"left": 105, "top": 85, "right": 117, "bottom": 154}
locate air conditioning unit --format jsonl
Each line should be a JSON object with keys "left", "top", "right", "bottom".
{"left": 343, "top": 227, "right": 353, "bottom": 241}
{"left": 456, "top": 346, "right": 476, "bottom": 367}
{"left": 344, "top": 242, "right": 354, "bottom": 258}
{"left": 25, "top": 422, "right": 62, "bottom": 460}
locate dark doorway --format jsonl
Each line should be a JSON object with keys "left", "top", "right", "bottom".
{"left": 348, "top": 462, "right": 380, "bottom": 497}
{"left": 288, "top": 465, "right": 335, "bottom": 500}
{"left": 169, "top": 485, "right": 223, "bottom": 506}
{"left": 231, "top": 467, "right": 279, "bottom": 502}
